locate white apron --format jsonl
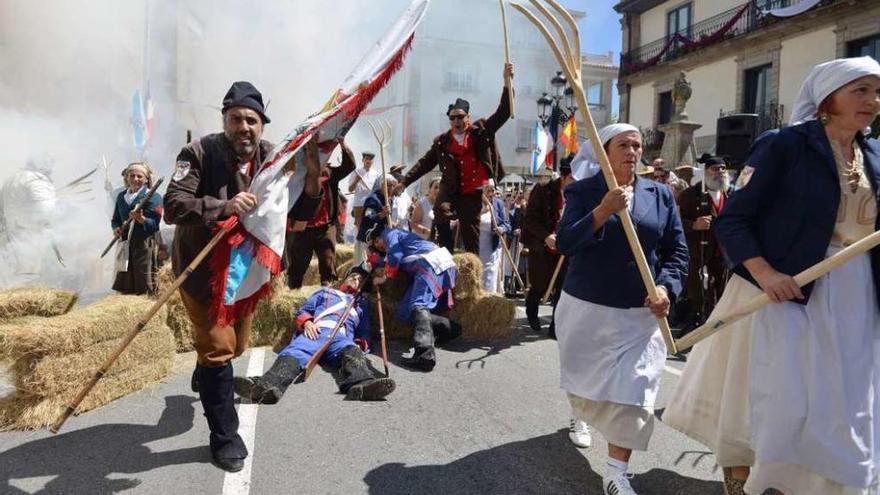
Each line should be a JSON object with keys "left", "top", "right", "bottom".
{"left": 556, "top": 290, "right": 666, "bottom": 407}
{"left": 746, "top": 248, "right": 880, "bottom": 492}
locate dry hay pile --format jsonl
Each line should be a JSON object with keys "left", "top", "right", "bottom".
{"left": 154, "top": 264, "right": 194, "bottom": 352}
{"left": 252, "top": 285, "right": 316, "bottom": 352}
{"left": 0, "top": 287, "right": 78, "bottom": 323}
{"left": 0, "top": 295, "right": 175, "bottom": 430}
{"left": 300, "top": 243, "right": 355, "bottom": 285}
{"left": 367, "top": 252, "right": 515, "bottom": 341}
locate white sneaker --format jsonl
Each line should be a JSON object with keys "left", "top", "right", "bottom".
{"left": 603, "top": 472, "right": 637, "bottom": 495}
{"left": 568, "top": 418, "right": 592, "bottom": 448}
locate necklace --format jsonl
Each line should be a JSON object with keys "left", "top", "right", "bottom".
{"left": 831, "top": 141, "right": 863, "bottom": 193}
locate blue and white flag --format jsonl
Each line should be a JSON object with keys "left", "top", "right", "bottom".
{"left": 531, "top": 120, "right": 551, "bottom": 175}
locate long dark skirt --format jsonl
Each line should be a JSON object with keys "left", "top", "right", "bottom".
{"left": 112, "top": 236, "right": 156, "bottom": 295}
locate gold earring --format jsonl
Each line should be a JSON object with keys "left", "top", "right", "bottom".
{"left": 819, "top": 112, "right": 831, "bottom": 125}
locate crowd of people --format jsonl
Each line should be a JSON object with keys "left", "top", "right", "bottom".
{"left": 100, "top": 55, "right": 880, "bottom": 495}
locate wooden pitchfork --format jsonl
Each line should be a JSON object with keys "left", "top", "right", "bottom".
{"left": 367, "top": 119, "right": 393, "bottom": 376}
{"left": 511, "top": 0, "right": 678, "bottom": 354}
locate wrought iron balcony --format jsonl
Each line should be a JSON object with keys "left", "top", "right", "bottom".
{"left": 620, "top": 0, "right": 836, "bottom": 77}
{"left": 720, "top": 101, "right": 785, "bottom": 133}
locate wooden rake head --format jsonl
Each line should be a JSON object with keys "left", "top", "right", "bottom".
{"left": 367, "top": 119, "right": 393, "bottom": 150}
{"left": 509, "top": 0, "right": 582, "bottom": 94}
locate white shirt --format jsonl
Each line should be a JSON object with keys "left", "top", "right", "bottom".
{"left": 349, "top": 167, "right": 380, "bottom": 207}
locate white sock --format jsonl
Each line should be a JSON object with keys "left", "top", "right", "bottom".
{"left": 607, "top": 458, "right": 628, "bottom": 475}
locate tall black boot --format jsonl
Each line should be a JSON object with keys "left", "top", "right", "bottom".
{"left": 233, "top": 355, "right": 301, "bottom": 405}
{"left": 338, "top": 345, "right": 396, "bottom": 401}
{"left": 430, "top": 313, "right": 462, "bottom": 346}
{"left": 525, "top": 289, "right": 542, "bottom": 333}
{"left": 400, "top": 307, "right": 436, "bottom": 372}
{"left": 198, "top": 363, "right": 247, "bottom": 472}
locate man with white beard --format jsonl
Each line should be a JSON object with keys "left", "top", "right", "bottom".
{"left": 675, "top": 154, "right": 731, "bottom": 331}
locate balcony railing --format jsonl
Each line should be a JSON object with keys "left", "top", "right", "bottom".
{"left": 621, "top": 0, "right": 835, "bottom": 77}
{"left": 720, "top": 101, "right": 785, "bottom": 133}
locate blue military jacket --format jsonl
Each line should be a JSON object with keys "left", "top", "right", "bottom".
{"left": 557, "top": 174, "right": 689, "bottom": 309}
{"left": 715, "top": 120, "right": 880, "bottom": 305}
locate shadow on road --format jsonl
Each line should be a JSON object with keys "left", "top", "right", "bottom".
{"left": 0, "top": 395, "right": 205, "bottom": 494}
{"left": 363, "top": 429, "right": 723, "bottom": 495}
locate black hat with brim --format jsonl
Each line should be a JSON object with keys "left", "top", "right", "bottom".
{"left": 362, "top": 152, "right": 376, "bottom": 159}
{"left": 222, "top": 81, "right": 270, "bottom": 123}
{"left": 447, "top": 98, "right": 470, "bottom": 115}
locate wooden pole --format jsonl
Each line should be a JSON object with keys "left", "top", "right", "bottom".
{"left": 376, "top": 287, "right": 390, "bottom": 377}
{"left": 676, "top": 230, "right": 880, "bottom": 351}
{"left": 499, "top": 0, "right": 515, "bottom": 118}
{"left": 541, "top": 255, "right": 565, "bottom": 304}
{"left": 511, "top": 2, "right": 678, "bottom": 354}
{"left": 484, "top": 196, "right": 525, "bottom": 288}
{"left": 52, "top": 223, "right": 229, "bottom": 433}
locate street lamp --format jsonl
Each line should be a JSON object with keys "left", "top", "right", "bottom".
{"left": 536, "top": 71, "right": 578, "bottom": 174}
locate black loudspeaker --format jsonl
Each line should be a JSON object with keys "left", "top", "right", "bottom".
{"left": 716, "top": 114, "right": 759, "bottom": 168}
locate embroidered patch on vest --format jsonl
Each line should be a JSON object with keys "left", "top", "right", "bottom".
{"left": 173, "top": 161, "right": 191, "bottom": 181}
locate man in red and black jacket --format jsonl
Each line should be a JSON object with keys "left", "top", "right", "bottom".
{"left": 393, "top": 64, "right": 514, "bottom": 254}
{"left": 285, "top": 139, "right": 356, "bottom": 288}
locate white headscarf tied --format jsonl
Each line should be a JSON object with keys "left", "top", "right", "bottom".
{"left": 570, "top": 123, "right": 640, "bottom": 180}
{"left": 789, "top": 56, "right": 880, "bottom": 126}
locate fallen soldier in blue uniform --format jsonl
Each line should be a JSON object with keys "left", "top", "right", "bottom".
{"left": 362, "top": 218, "right": 462, "bottom": 372}
{"left": 233, "top": 266, "right": 395, "bottom": 403}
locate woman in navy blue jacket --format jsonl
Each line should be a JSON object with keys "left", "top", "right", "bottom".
{"left": 555, "top": 124, "right": 688, "bottom": 495}
{"left": 713, "top": 57, "right": 880, "bottom": 495}
{"left": 111, "top": 162, "right": 162, "bottom": 295}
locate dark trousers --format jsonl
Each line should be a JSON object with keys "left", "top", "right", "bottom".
{"left": 337, "top": 346, "right": 378, "bottom": 393}
{"left": 526, "top": 248, "right": 566, "bottom": 335}
{"left": 434, "top": 192, "right": 483, "bottom": 255}
{"left": 680, "top": 254, "right": 728, "bottom": 326}
{"left": 286, "top": 224, "right": 337, "bottom": 289}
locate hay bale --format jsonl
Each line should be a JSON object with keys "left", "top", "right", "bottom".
{"left": 0, "top": 287, "right": 78, "bottom": 323}
{"left": 300, "top": 243, "right": 356, "bottom": 286}
{"left": 0, "top": 295, "right": 175, "bottom": 430}
{"left": 451, "top": 294, "right": 516, "bottom": 340}
{"left": 154, "top": 264, "right": 194, "bottom": 352}
{"left": 252, "top": 286, "right": 315, "bottom": 350}
{"left": 452, "top": 253, "right": 482, "bottom": 300}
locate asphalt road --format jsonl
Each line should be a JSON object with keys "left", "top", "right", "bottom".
{"left": 0, "top": 303, "right": 723, "bottom": 495}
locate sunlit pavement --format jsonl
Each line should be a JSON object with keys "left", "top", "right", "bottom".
{"left": 0, "top": 300, "right": 722, "bottom": 495}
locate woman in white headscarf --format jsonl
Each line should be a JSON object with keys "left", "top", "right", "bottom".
{"left": 556, "top": 123, "right": 689, "bottom": 495}
{"left": 708, "top": 56, "right": 880, "bottom": 495}
{"left": 111, "top": 162, "right": 162, "bottom": 295}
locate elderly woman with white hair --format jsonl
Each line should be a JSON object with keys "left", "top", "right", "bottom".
{"left": 707, "top": 56, "right": 880, "bottom": 495}
{"left": 556, "top": 123, "right": 689, "bottom": 495}
{"left": 111, "top": 161, "right": 162, "bottom": 295}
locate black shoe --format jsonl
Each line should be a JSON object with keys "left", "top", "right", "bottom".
{"left": 400, "top": 347, "right": 436, "bottom": 372}
{"left": 345, "top": 377, "right": 396, "bottom": 400}
{"left": 191, "top": 367, "right": 199, "bottom": 393}
{"left": 197, "top": 364, "right": 247, "bottom": 472}
{"left": 527, "top": 313, "right": 542, "bottom": 333}
{"left": 213, "top": 455, "right": 245, "bottom": 472}
{"left": 233, "top": 376, "right": 283, "bottom": 404}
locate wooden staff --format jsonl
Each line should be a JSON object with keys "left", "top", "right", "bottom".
{"left": 52, "top": 223, "right": 229, "bottom": 433}
{"left": 676, "top": 229, "right": 880, "bottom": 351}
{"left": 299, "top": 287, "right": 364, "bottom": 382}
{"left": 376, "top": 287, "right": 390, "bottom": 377}
{"left": 368, "top": 120, "right": 393, "bottom": 229}
{"left": 512, "top": 0, "right": 677, "bottom": 354}
{"left": 484, "top": 195, "right": 525, "bottom": 288}
{"left": 541, "top": 255, "right": 565, "bottom": 304}
{"left": 499, "top": 0, "right": 515, "bottom": 118}
{"left": 100, "top": 177, "right": 165, "bottom": 258}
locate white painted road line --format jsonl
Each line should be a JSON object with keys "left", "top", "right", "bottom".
{"left": 664, "top": 365, "right": 682, "bottom": 377}
{"left": 222, "top": 348, "right": 266, "bottom": 495}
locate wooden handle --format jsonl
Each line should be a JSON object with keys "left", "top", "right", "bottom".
{"left": 376, "top": 288, "right": 390, "bottom": 377}
{"left": 53, "top": 223, "right": 229, "bottom": 433}
{"left": 485, "top": 197, "right": 525, "bottom": 288}
{"left": 541, "top": 255, "right": 565, "bottom": 304}
{"left": 499, "top": 0, "right": 515, "bottom": 119}
{"left": 676, "top": 230, "right": 880, "bottom": 351}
